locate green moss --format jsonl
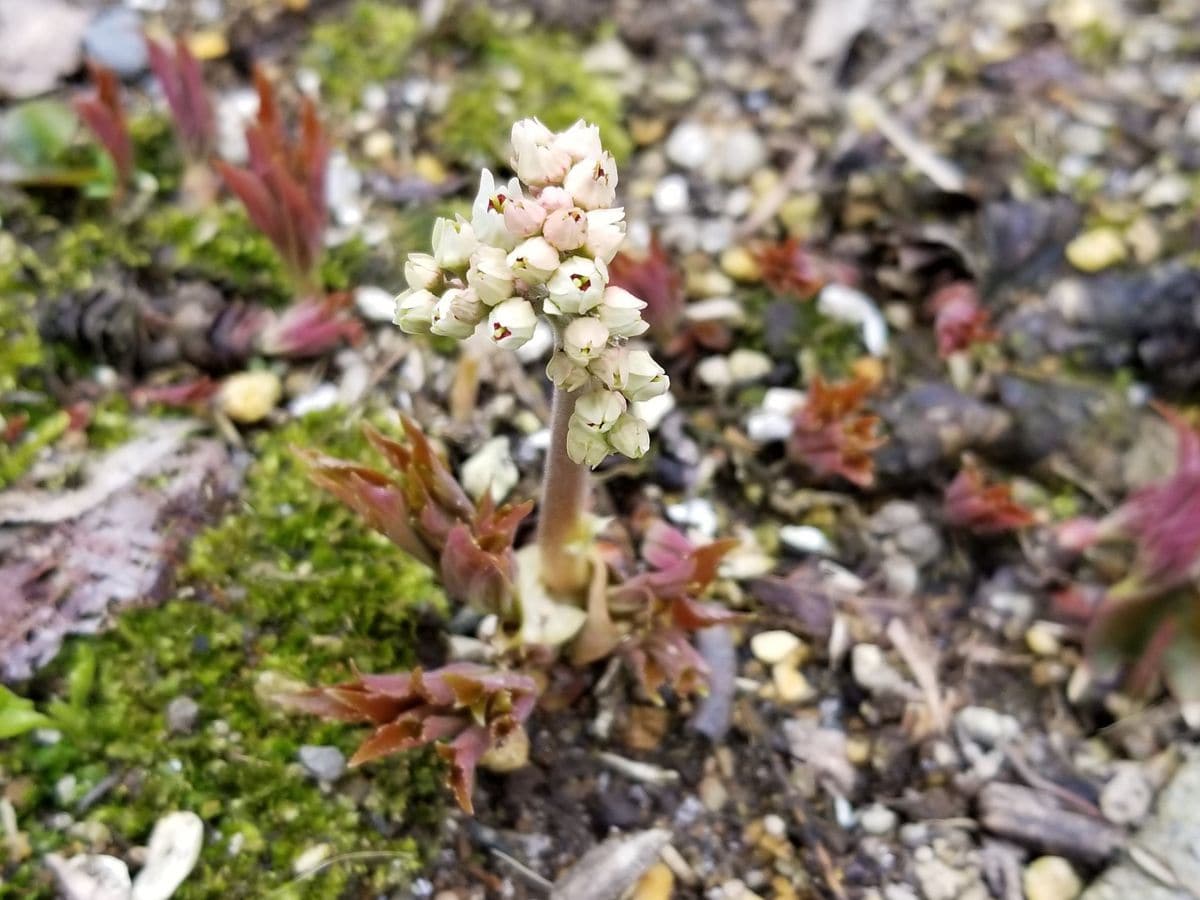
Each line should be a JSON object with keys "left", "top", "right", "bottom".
{"left": 303, "top": 1, "right": 420, "bottom": 106}
{"left": 438, "top": 14, "right": 630, "bottom": 167}
{"left": 0, "top": 234, "right": 43, "bottom": 395}
{"left": 1, "top": 411, "right": 447, "bottom": 897}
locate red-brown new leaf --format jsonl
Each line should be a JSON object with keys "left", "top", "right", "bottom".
{"left": 928, "top": 282, "right": 995, "bottom": 358}
{"left": 788, "top": 375, "right": 886, "bottom": 488}
{"left": 943, "top": 457, "right": 1034, "bottom": 535}
{"left": 146, "top": 36, "right": 214, "bottom": 161}
{"left": 74, "top": 63, "right": 133, "bottom": 188}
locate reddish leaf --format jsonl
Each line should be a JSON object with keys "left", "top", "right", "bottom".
{"left": 788, "top": 375, "right": 886, "bottom": 488}
{"left": 755, "top": 239, "right": 828, "bottom": 300}
{"left": 943, "top": 457, "right": 1035, "bottom": 535}
{"left": 608, "top": 238, "right": 684, "bottom": 338}
{"left": 74, "top": 63, "right": 133, "bottom": 188}
{"left": 259, "top": 294, "right": 364, "bottom": 359}
{"left": 146, "top": 36, "right": 215, "bottom": 161}
{"left": 928, "top": 282, "right": 995, "bottom": 358}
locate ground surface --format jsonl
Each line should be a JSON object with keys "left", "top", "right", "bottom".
{"left": 2, "top": 0, "right": 1200, "bottom": 898}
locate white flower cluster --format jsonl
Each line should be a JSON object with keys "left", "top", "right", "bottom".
{"left": 394, "top": 118, "right": 668, "bottom": 468}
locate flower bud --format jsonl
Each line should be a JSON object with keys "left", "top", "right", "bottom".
{"left": 562, "top": 152, "right": 618, "bottom": 210}
{"left": 587, "top": 345, "right": 623, "bottom": 389}
{"left": 538, "top": 186, "right": 573, "bottom": 213}
{"left": 597, "top": 285, "right": 649, "bottom": 338}
{"left": 404, "top": 253, "right": 442, "bottom": 291}
{"left": 562, "top": 317, "right": 610, "bottom": 365}
{"left": 432, "top": 216, "right": 478, "bottom": 271}
{"left": 488, "top": 297, "right": 538, "bottom": 350}
{"left": 506, "top": 237, "right": 560, "bottom": 284}
{"left": 617, "top": 348, "right": 669, "bottom": 401}
{"left": 608, "top": 412, "right": 650, "bottom": 459}
{"left": 503, "top": 196, "right": 548, "bottom": 238}
{"left": 393, "top": 288, "right": 438, "bottom": 334}
{"left": 552, "top": 120, "right": 603, "bottom": 163}
{"left": 471, "top": 168, "right": 522, "bottom": 250}
{"left": 430, "top": 287, "right": 485, "bottom": 339}
{"left": 543, "top": 207, "right": 589, "bottom": 252}
{"left": 546, "top": 256, "right": 607, "bottom": 316}
{"left": 467, "top": 246, "right": 515, "bottom": 306}
{"left": 510, "top": 118, "right": 572, "bottom": 186}
{"left": 546, "top": 351, "right": 591, "bottom": 392}
{"left": 566, "top": 419, "right": 611, "bottom": 468}
{"left": 584, "top": 207, "right": 627, "bottom": 263}
{"left": 574, "top": 389, "right": 626, "bottom": 433}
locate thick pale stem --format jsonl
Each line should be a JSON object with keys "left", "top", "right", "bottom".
{"left": 537, "top": 384, "right": 590, "bottom": 597}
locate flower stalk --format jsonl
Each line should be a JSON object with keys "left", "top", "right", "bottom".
{"left": 537, "top": 384, "right": 590, "bottom": 595}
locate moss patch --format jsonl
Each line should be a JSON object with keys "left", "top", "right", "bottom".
{"left": 437, "top": 12, "right": 630, "bottom": 167}
{"left": 303, "top": 1, "right": 420, "bottom": 106}
{"left": 0, "top": 411, "right": 448, "bottom": 897}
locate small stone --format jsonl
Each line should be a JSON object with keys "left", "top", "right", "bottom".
{"left": 0, "top": 0, "right": 90, "bottom": 100}
{"left": 131, "top": 811, "right": 204, "bottom": 900}
{"left": 745, "top": 409, "right": 792, "bottom": 443}
{"left": 480, "top": 726, "right": 530, "bottom": 773}
{"left": 631, "top": 863, "right": 674, "bottom": 900}
{"left": 720, "top": 246, "right": 762, "bottom": 282}
{"left": 1025, "top": 621, "right": 1062, "bottom": 656}
{"left": 353, "top": 285, "right": 396, "bottom": 323}
{"left": 1099, "top": 763, "right": 1153, "bottom": 825}
{"left": 1023, "top": 856, "right": 1082, "bottom": 900}
{"left": 772, "top": 664, "right": 815, "bottom": 704}
{"left": 186, "top": 30, "right": 228, "bottom": 61}
{"left": 685, "top": 297, "right": 745, "bottom": 324}
{"left": 779, "top": 525, "right": 835, "bottom": 556}
{"left": 852, "top": 644, "right": 906, "bottom": 696}
{"left": 817, "top": 283, "right": 888, "bottom": 355}
{"left": 750, "top": 630, "right": 802, "bottom": 664}
{"left": 895, "top": 522, "right": 944, "bottom": 568}
{"left": 696, "top": 355, "right": 733, "bottom": 388}
{"left": 165, "top": 697, "right": 199, "bottom": 735}
{"left": 288, "top": 383, "right": 340, "bottom": 417}
{"left": 955, "top": 706, "right": 1020, "bottom": 748}
{"left": 1065, "top": 228, "right": 1127, "bottom": 272}
{"left": 84, "top": 7, "right": 147, "bottom": 77}
{"left": 653, "top": 174, "right": 690, "bottom": 214}
{"left": 362, "top": 130, "right": 394, "bottom": 160}
{"left": 727, "top": 349, "right": 772, "bottom": 384}
{"left": 717, "top": 128, "right": 768, "bottom": 183}
{"left": 665, "top": 120, "right": 713, "bottom": 170}
{"left": 699, "top": 774, "right": 729, "bottom": 811}
{"left": 46, "top": 853, "right": 131, "bottom": 900}
{"left": 860, "top": 804, "right": 898, "bottom": 835}
{"left": 881, "top": 554, "right": 919, "bottom": 598}
{"left": 298, "top": 745, "right": 346, "bottom": 783}
{"left": 218, "top": 371, "right": 281, "bottom": 424}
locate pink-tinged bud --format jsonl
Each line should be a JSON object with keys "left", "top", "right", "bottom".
{"left": 538, "top": 186, "right": 573, "bottom": 212}
{"left": 503, "top": 196, "right": 548, "bottom": 238}
{"left": 584, "top": 207, "right": 627, "bottom": 263}
{"left": 432, "top": 216, "right": 478, "bottom": 270}
{"left": 543, "top": 207, "right": 589, "bottom": 251}
{"left": 467, "top": 246, "right": 515, "bottom": 306}
{"left": 562, "top": 152, "right": 618, "bottom": 210}
{"left": 562, "top": 317, "right": 609, "bottom": 365}
{"left": 404, "top": 253, "right": 441, "bottom": 291}
{"left": 506, "top": 237, "right": 560, "bottom": 284}
{"left": 617, "top": 349, "right": 668, "bottom": 402}
{"left": 488, "top": 298, "right": 538, "bottom": 350}
{"left": 608, "top": 412, "right": 650, "bottom": 459}
{"left": 552, "top": 120, "right": 603, "bottom": 163}
{"left": 510, "top": 118, "right": 572, "bottom": 186}
{"left": 394, "top": 288, "right": 439, "bottom": 334}
{"left": 574, "top": 389, "right": 626, "bottom": 433}
{"left": 566, "top": 419, "right": 611, "bottom": 468}
{"left": 597, "top": 285, "right": 648, "bottom": 338}
{"left": 546, "top": 351, "right": 591, "bottom": 391}
{"left": 471, "top": 168, "right": 522, "bottom": 250}
{"left": 430, "top": 287, "right": 485, "bottom": 339}
{"left": 546, "top": 256, "right": 607, "bottom": 315}
{"left": 1056, "top": 517, "right": 1104, "bottom": 553}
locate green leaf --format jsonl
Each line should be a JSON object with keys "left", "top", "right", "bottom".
{"left": 67, "top": 644, "right": 97, "bottom": 709}
{"left": 0, "top": 686, "right": 52, "bottom": 739}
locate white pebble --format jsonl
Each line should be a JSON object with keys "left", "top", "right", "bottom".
{"left": 750, "top": 630, "right": 802, "bottom": 664}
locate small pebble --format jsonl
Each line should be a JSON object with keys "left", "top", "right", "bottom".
{"left": 1099, "top": 763, "right": 1153, "bottom": 825}
{"left": 165, "top": 697, "right": 199, "bottom": 735}
{"left": 779, "top": 525, "right": 835, "bottom": 556}
{"left": 720, "top": 246, "right": 761, "bottom": 282}
{"left": 219, "top": 371, "right": 281, "bottom": 424}
{"left": 772, "top": 664, "right": 815, "bottom": 704}
{"left": 665, "top": 121, "right": 712, "bottom": 170}
{"left": 727, "top": 349, "right": 772, "bottom": 384}
{"left": 653, "top": 174, "right": 691, "bottom": 214}
{"left": 696, "top": 355, "right": 733, "bottom": 389}
{"left": 750, "top": 630, "right": 802, "bottom": 664}
{"left": 1025, "top": 621, "right": 1062, "bottom": 657}
{"left": 631, "top": 863, "right": 675, "bottom": 900}
{"left": 298, "top": 745, "right": 346, "bottom": 783}
{"left": 859, "top": 804, "right": 898, "bottom": 835}
{"left": 1022, "top": 856, "right": 1082, "bottom": 900}
{"left": 955, "top": 706, "right": 1020, "bottom": 748}
{"left": 1065, "top": 228, "right": 1127, "bottom": 272}
{"left": 292, "top": 843, "right": 333, "bottom": 876}
{"left": 132, "top": 811, "right": 204, "bottom": 900}
{"left": 353, "top": 285, "right": 396, "bottom": 323}
{"left": 460, "top": 437, "right": 518, "bottom": 503}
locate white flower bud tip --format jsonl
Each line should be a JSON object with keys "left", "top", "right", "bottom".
{"left": 597, "top": 285, "right": 649, "bottom": 338}
{"left": 506, "top": 236, "right": 560, "bottom": 284}
{"left": 430, "top": 287, "right": 485, "bottom": 339}
{"left": 543, "top": 207, "right": 589, "bottom": 251}
{"left": 608, "top": 412, "right": 650, "bottom": 459}
{"left": 566, "top": 419, "right": 611, "bottom": 468}
{"left": 467, "top": 245, "right": 516, "bottom": 306}
{"left": 574, "top": 389, "right": 626, "bottom": 433}
{"left": 394, "top": 288, "right": 438, "bottom": 334}
{"left": 404, "top": 252, "right": 441, "bottom": 291}
{"left": 546, "top": 256, "right": 608, "bottom": 316}
{"left": 488, "top": 297, "right": 538, "bottom": 350}
{"left": 432, "top": 216, "right": 479, "bottom": 271}
{"left": 563, "top": 152, "right": 618, "bottom": 210}
{"left": 562, "top": 317, "right": 610, "bottom": 365}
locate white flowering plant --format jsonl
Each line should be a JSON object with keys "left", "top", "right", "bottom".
{"left": 289, "top": 119, "right": 737, "bottom": 813}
